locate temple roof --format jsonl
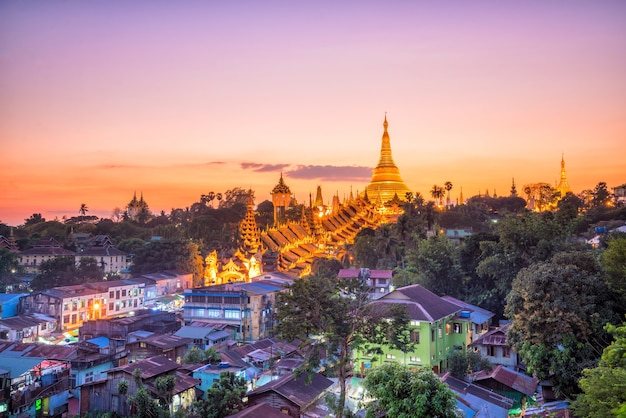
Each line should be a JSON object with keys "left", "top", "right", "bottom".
{"left": 271, "top": 173, "right": 292, "bottom": 194}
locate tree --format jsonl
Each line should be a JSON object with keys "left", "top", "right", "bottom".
{"left": 373, "top": 224, "right": 401, "bottom": 269}
{"left": 31, "top": 256, "right": 78, "bottom": 290}
{"left": 0, "top": 248, "right": 22, "bottom": 290}
{"left": 155, "top": 375, "right": 177, "bottom": 414}
{"left": 430, "top": 185, "right": 445, "bottom": 206}
{"left": 194, "top": 371, "right": 247, "bottom": 418}
{"left": 602, "top": 235, "right": 626, "bottom": 304}
{"left": 505, "top": 250, "right": 620, "bottom": 397}
{"left": 362, "top": 362, "right": 460, "bottom": 418}
{"left": 444, "top": 181, "right": 453, "bottom": 208}
{"left": 591, "top": 181, "right": 611, "bottom": 208}
{"left": 571, "top": 319, "right": 626, "bottom": 417}
{"left": 276, "top": 275, "right": 393, "bottom": 418}
{"left": 446, "top": 349, "right": 491, "bottom": 379}
{"left": 353, "top": 228, "right": 378, "bottom": 268}
{"left": 24, "top": 213, "right": 45, "bottom": 226}
{"left": 130, "top": 239, "right": 204, "bottom": 286}
{"left": 406, "top": 234, "right": 462, "bottom": 297}
{"left": 310, "top": 257, "right": 343, "bottom": 277}
{"left": 79, "top": 203, "right": 89, "bottom": 217}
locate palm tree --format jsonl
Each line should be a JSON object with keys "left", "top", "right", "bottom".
{"left": 444, "top": 181, "right": 453, "bottom": 208}
{"left": 430, "top": 185, "right": 445, "bottom": 207}
{"left": 414, "top": 192, "right": 425, "bottom": 208}
{"left": 78, "top": 203, "right": 89, "bottom": 223}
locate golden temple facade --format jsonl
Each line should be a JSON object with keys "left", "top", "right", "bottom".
{"left": 363, "top": 115, "right": 412, "bottom": 203}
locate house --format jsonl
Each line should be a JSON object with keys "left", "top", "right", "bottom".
{"left": 0, "top": 314, "right": 56, "bottom": 343}
{"left": 0, "top": 343, "right": 76, "bottom": 417}
{"left": 353, "top": 284, "right": 471, "bottom": 373}
{"left": 441, "top": 372, "right": 514, "bottom": 418}
{"left": 79, "top": 310, "right": 181, "bottom": 341}
{"left": 469, "top": 323, "right": 520, "bottom": 368}
{"left": 183, "top": 279, "right": 288, "bottom": 343}
{"left": 75, "top": 245, "right": 128, "bottom": 274}
{"left": 79, "top": 355, "right": 200, "bottom": 416}
{"left": 245, "top": 371, "right": 333, "bottom": 417}
{"left": 613, "top": 183, "right": 626, "bottom": 205}
{"left": 470, "top": 364, "right": 539, "bottom": 411}
{"left": 86, "top": 279, "right": 145, "bottom": 317}
{"left": 17, "top": 237, "right": 75, "bottom": 273}
{"left": 126, "top": 331, "right": 191, "bottom": 363}
{"left": 441, "top": 295, "right": 494, "bottom": 344}
{"left": 192, "top": 361, "right": 247, "bottom": 396}
{"left": 338, "top": 268, "right": 392, "bottom": 299}
{"left": 227, "top": 402, "right": 292, "bottom": 418}
{"left": 174, "top": 324, "right": 233, "bottom": 352}
{"left": 444, "top": 228, "right": 472, "bottom": 246}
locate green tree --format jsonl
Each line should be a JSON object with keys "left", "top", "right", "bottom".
{"left": 373, "top": 223, "right": 401, "bottom": 269}
{"left": 571, "top": 320, "right": 626, "bottom": 417}
{"left": 195, "top": 371, "right": 247, "bottom": 418}
{"left": 130, "top": 239, "right": 204, "bottom": 286}
{"left": 446, "top": 349, "right": 491, "bottom": 379}
{"left": 276, "top": 275, "right": 393, "bottom": 418}
{"left": 31, "top": 256, "right": 78, "bottom": 290}
{"left": 0, "top": 248, "right": 22, "bottom": 290}
{"left": 430, "top": 184, "right": 445, "bottom": 206}
{"left": 77, "top": 257, "right": 105, "bottom": 282}
{"left": 155, "top": 375, "right": 176, "bottom": 414}
{"left": 310, "top": 257, "right": 343, "bottom": 277}
{"left": 24, "top": 213, "right": 45, "bottom": 226}
{"left": 505, "top": 250, "right": 619, "bottom": 397}
{"left": 353, "top": 228, "right": 378, "bottom": 268}
{"left": 406, "top": 233, "right": 462, "bottom": 297}
{"left": 182, "top": 346, "right": 206, "bottom": 364}
{"left": 603, "top": 235, "right": 626, "bottom": 304}
{"left": 362, "top": 362, "right": 460, "bottom": 418}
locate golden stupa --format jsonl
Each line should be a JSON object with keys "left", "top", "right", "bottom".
{"left": 363, "top": 115, "right": 412, "bottom": 203}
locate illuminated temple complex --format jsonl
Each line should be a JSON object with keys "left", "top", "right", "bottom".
{"left": 363, "top": 115, "right": 412, "bottom": 204}
{"left": 202, "top": 116, "right": 413, "bottom": 282}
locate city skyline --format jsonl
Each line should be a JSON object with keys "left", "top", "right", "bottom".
{"left": 1, "top": 1, "right": 625, "bottom": 226}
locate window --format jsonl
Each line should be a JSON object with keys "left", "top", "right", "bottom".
{"left": 502, "top": 347, "right": 511, "bottom": 358}
{"left": 224, "top": 309, "right": 240, "bottom": 319}
{"left": 109, "top": 302, "right": 114, "bottom": 311}
{"left": 110, "top": 291, "right": 114, "bottom": 299}
{"left": 134, "top": 299, "right": 138, "bottom": 308}
{"left": 410, "top": 331, "right": 420, "bottom": 344}
{"left": 116, "top": 290, "right": 120, "bottom": 299}
{"left": 409, "top": 356, "right": 421, "bottom": 363}
{"left": 487, "top": 346, "right": 495, "bottom": 356}
{"left": 386, "top": 354, "right": 396, "bottom": 359}
{"left": 140, "top": 342, "right": 146, "bottom": 348}
{"left": 64, "top": 303, "right": 69, "bottom": 311}
{"left": 208, "top": 309, "right": 220, "bottom": 318}
{"left": 63, "top": 315, "right": 70, "bottom": 324}
{"left": 85, "top": 371, "right": 94, "bottom": 383}
{"left": 438, "top": 326, "right": 443, "bottom": 339}
{"left": 71, "top": 314, "right": 77, "bottom": 324}
{"left": 122, "top": 289, "right": 127, "bottom": 297}
{"left": 431, "top": 329, "right": 435, "bottom": 342}
{"left": 410, "top": 320, "right": 420, "bottom": 327}
{"left": 197, "top": 309, "right": 205, "bottom": 317}
{"left": 454, "top": 323, "right": 462, "bottom": 334}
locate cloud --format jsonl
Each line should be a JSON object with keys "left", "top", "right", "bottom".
{"left": 287, "top": 165, "right": 372, "bottom": 181}
{"left": 241, "top": 162, "right": 290, "bottom": 172}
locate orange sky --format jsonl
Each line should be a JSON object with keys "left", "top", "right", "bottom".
{"left": 1, "top": 1, "right": 625, "bottom": 226}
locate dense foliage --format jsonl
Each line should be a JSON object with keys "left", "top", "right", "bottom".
{"left": 362, "top": 362, "right": 460, "bottom": 418}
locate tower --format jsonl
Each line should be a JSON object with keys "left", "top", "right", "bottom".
{"left": 363, "top": 115, "right": 412, "bottom": 203}
{"left": 271, "top": 173, "right": 292, "bottom": 226}
{"left": 556, "top": 154, "right": 572, "bottom": 197}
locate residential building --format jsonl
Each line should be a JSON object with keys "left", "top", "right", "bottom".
{"left": 0, "top": 343, "right": 76, "bottom": 417}
{"left": 613, "top": 183, "right": 626, "bottom": 205}
{"left": 0, "top": 314, "right": 56, "bottom": 343}
{"left": 75, "top": 245, "right": 128, "bottom": 274}
{"left": 469, "top": 323, "right": 520, "bottom": 368}
{"left": 244, "top": 372, "right": 333, "bottom": 418}
{"left": 18, "top": 237, "right": 75, "bottom": 274}
{"left": 470, "top": 364, "right": 539, "bottom": 411}
{"left": 353, "top": 284, "right": 471, "bottom": 374}
{"left": 338, "top": 268, "right": 392, "bottom": 299}
{"left": 79, "top": 310, "right": 181, "bottom": 341}
{"left": 126, "top": 331, "right": 191, "bottom": 363}
{"left": 441, "top": 372, "right": 514, "bottom": 418}
{"left": 183, "top": 279, "right": 289, "bottom": 343}
{"left": 19, "top": 279, "right": 145, "bottom": 332}
{"left": 78, "top": 355, "right": 200, "bottom": 416}
{"left": 441, "top": 295, "right": 494, "bottom": 344}
{"left": 192, "top": 362, "right": 247, "bottom": 396}
{"left": 174, "top": 324, "right": 233, "bottom": 352}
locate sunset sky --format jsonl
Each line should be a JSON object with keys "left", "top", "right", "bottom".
{"left": 1, "top": 1, "right": 625, "bottom": 226}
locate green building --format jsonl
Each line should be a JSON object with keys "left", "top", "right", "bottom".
{"left": 354, "top": 284, "right": 472, "bottom": 374}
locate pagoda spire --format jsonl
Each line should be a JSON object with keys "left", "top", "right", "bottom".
{"left": 556, "top": 153, "right": 572, "bottom": 197}
{"left": 511, "top": 177, "right": 518, "bottom": 196}
{"left": 363, "top": 115, "right": 412, "bottom": 203}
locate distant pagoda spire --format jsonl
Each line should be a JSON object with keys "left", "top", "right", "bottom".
{"left": 459, "top": 187, "right": 464, "bottom": 205}
{"left": 556, "top": 153, "right": 572, "bottom": 197}
{"left": 510, "top": 177, "right": 518, "bottom": 196}
{"left": 363, "top": 115, "right": 412, "bottom": 203}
